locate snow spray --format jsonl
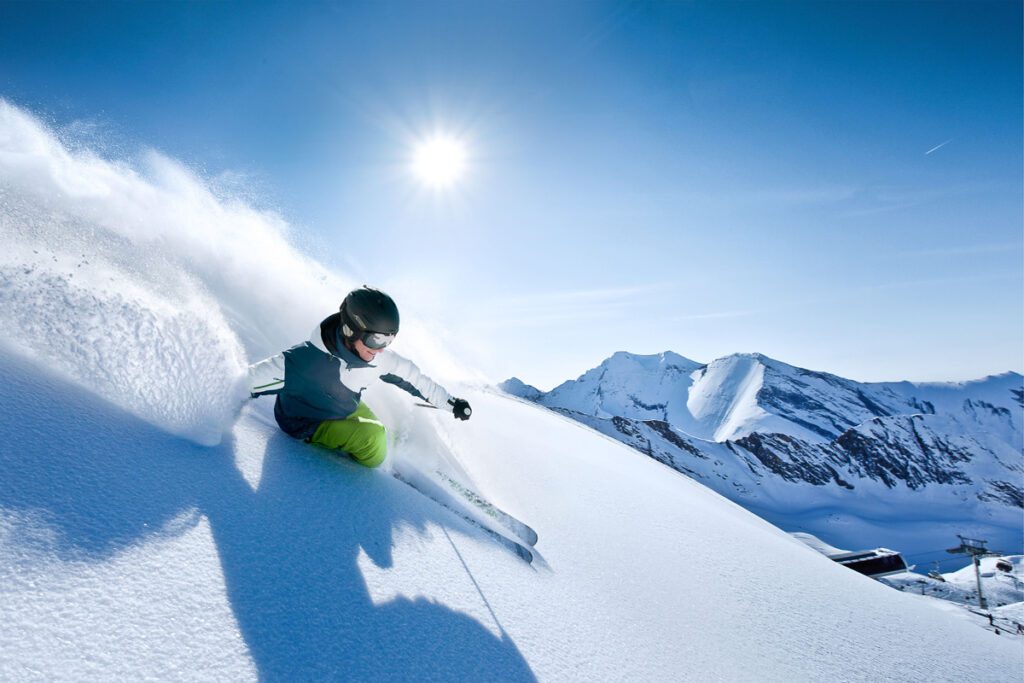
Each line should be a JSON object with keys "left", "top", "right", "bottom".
{"left": 0, "top": 100, "right": 349, "bottom": 444}
{"left": 0, "top": 100, "right": 469, "bottom": 449}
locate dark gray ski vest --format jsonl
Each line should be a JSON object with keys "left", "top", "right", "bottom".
{"left": 274, "top": 314, "right": 430, "bottom": 439}
{"left": 273, "top": 315, "right": 374, "bottom": 439}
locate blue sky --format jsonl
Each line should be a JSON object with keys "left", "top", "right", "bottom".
{"left": 2, "top": 1, "right": 1021, "bottom": 388}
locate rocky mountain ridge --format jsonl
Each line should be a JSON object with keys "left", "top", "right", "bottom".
{"left": 501, "top": 352, "right": 1023, "bottom": 557}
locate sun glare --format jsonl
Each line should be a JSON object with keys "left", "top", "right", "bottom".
{"left": 412, "top": 135, "right": 467, "bottom": 189}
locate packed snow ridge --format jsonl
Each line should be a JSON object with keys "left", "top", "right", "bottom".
{"left": 500, "top": 351, "right": 1024, "bottom": 563}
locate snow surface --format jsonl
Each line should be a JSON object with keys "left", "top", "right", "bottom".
{"left": 1, "top": 100, "right": 1021, "bottom": 680}
{"left": 510, "top": 348, "right": 1023, "bottom": 565}
{"left": 795, "top": 533, "right": 1024, "bottom": 632}
{"left": 534, "top": 349, "right": 1023, "bottom": 447}
{"left": 880, "top": 557, "right": 1024, "bottom": 638}
{"left": 789, "top": 531, "right": 849, "bottom": 557}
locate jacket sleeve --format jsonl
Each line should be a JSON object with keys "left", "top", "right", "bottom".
{"left": 248, "top": 353, "right": 286, "bottom": 397}
{"left": 378, "top": 351, "right": 453, "bottom": 410}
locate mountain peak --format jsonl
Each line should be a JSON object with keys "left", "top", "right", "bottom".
{"left": 497, "top": 377, "right": 544, "bottom": 401}
{"left": 712, "top": 351, "right": 787, "bottom": 371}
{"left": 602, "top": 350, "right": 702, "bottom": 372}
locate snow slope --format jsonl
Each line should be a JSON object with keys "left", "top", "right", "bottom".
{"left": 4, "top": 353, "right": 1021, "bottom": 680}
{"left": 504, "top": 351, "right": 1023, "bottom": 564}
{"left": 881, "top": 556, "right": 1024, "bottom": 611}
{"left": 524, "top": 350, "right": 1023, "bottom": 446}
{"left": 1, "top": 100, "right": 1020, "bottom": 680}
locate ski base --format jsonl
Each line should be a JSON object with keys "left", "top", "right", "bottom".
{"left": 433, "top": 469, "right": 539, "bottom": 547}
{"left": 392, "top": 470, "right": 535, "bottom": 565}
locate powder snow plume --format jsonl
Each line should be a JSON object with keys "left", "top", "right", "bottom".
{"left": 0, "top": 100, "right": 368, "bottom": 444}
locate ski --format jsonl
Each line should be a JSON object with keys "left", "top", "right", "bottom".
{"left": 433, "top": 469, "right": 539, "bottom": 547}
{"left": 392, "top": 470, "right": 535, "bottom": 565}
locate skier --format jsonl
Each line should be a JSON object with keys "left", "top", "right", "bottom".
{"left": 248, "top": 286, "right": 472, "bottom": 468}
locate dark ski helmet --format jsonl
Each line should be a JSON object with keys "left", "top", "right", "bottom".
{"left": 340, "top": 286, "right": 400, "bottom": 349}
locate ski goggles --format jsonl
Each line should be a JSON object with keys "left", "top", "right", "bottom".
{"left": 362, "top": 331, "right": 396, "bottom": 350}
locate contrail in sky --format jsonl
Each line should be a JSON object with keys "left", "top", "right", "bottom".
{"left": 925, "top": 139, "right": 953, "bottom": 155}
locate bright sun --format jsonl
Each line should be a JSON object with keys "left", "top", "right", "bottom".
{"left": 412, "top": 135, "right": 467, "bottom": 189}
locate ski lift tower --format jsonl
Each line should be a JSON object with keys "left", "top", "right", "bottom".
{"left": 947, "top": 535, "right": 993, "bottom": 610}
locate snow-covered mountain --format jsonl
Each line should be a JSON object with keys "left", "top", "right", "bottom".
{"left": 2, "top": 100, "right": 1021, "bottom": 680}
{"left": 500, "top": 352, "right": 1024, "bottom": 561}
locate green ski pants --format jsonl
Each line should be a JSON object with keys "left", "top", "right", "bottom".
{"left": 309, "top": 401, "right": 388, "bottom": 468}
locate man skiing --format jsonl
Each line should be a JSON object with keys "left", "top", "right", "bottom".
{"left": 248, "top": 286, "right": 472, "bottom": 468}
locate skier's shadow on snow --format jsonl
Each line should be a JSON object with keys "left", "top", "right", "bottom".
{"left": 204, "top": 427, "right": 536, "bottom": 681}
{"left": 0, "top": 355, "right": 536, "bottom": 681}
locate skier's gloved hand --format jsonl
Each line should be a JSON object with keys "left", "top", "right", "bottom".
{"left": 449, "top": 397, "right": 472, "bottom": 421}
